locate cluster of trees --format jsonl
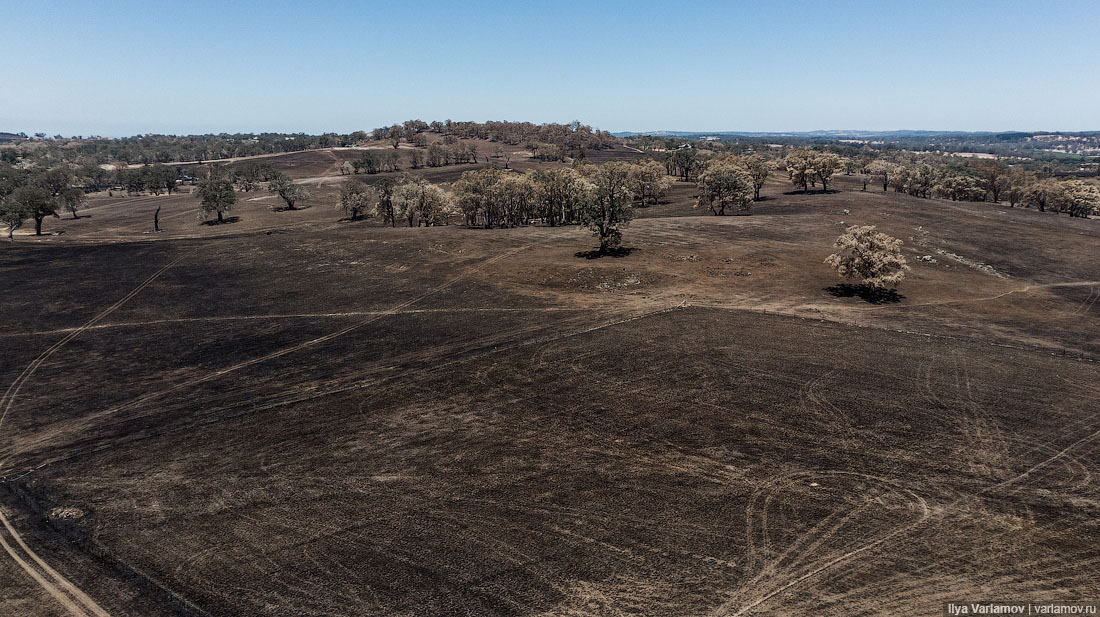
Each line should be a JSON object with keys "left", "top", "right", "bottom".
{"left": 348, "top": 150, "right": 404, "bottom": 174}
{"left": 231, "top": 161, "right": 279, "bottom": 191}
{"left": 451, "top": 163, "right": 634, "bottom": 249}
{"left": 335, "top": 163, "right": 635, "bottom": 251}
{"left": 651, "top": 142, "right": 1100, "bottom": 220}
{"left": 335, "top": 142, "right": 481, "bottom": 176}
{"left": 861, "top": 158, "right": 1100, "bottom": 216}
{"left": 0, "top": 161, "right": 184, "bottom": 198}
{"left": 654, "top": 153, "right": 774, "bottom": 216}
{"left": 0, "top": 164, "right": 88, "bottom": 237}
{"left": 113, "top": 164, "right": 183, "bottom": 196}
{"left": 660, "top": 148, "right": 705, "bottom": 182}
{"left": 657, "top": 149, "right": 776, "bottom": 199}
{"left": 451, "top": 160, "right": 661, "bottom": 230}
{"left": 337, "top": 175, "right": 452, "bottom": 228}
{"left": 527, "top": 142, "right": 570, "bottom": 162}
{"left": 784, "top": 149, "right": 842, "bottom": 192}
{"left": 627, "top": 130, "right": 1100, "bottom": 218}
{"left": 1016, "top": 178, "right": 1100, "bottom": 217}
{"left": 454, "top": 168, "right": 576, "bottom": 228}
{"left": 426, "top": 140, "right": 479, "bottom": 167}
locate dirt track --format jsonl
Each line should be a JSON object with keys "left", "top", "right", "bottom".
{"left": 1, "top": 150, "right": 1098, "bottom": 616}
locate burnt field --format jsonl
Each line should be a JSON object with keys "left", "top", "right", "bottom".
{"left": 1, "top": 153, "right": 1099, "bottom": 616}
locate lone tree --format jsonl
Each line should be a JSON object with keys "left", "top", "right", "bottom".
{"left": 813, "top": 152, "right": 841, "bottom": 192}
{"left": 60, "top": 187, "right": 86, "bottom": 219}
{"left": 981, "top": 162, "right": 1008, "bottom": 203}
{"left": 627, "top": 159, "right": 672, "bottom": 205}
{"left": 0, "top": 198, "right": 31, "bottom": 240}
{"left": 268, "top": 173, "right": 310, "bottom": 210}
{"left": 338, "top": 179, "right": 375, "bottom": 220}
{"left": 375, "top": 177, "right": 400, "bottom": 227}
{"left": 825, "top": 225, "right": 910, "bottom": 291}
{"left": 697, "top": 161, "right": 755, "bottom": 215}
{"left": 196, "top": 177, "right": 236, "bottom": 224}
{"left": 580, "top": 162, "right": 634, "bottom": 252}
{"left": 741, "top": 155, "right": 776, "bottom": 200}
{"left": 10, "top": 186, "right": 58, "bottom": 235}
{"left": 866, "top": 160, "right": 895, "bottom": 192}
{"left": 785, "top": 149, "right": 815, "bottom": 191}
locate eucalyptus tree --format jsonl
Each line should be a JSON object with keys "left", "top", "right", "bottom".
{"left": 196, "top": 177, "right": 236, "bottom": 224}
{"left": 268, "top": 173, "right": 310, "bottom": 210}
{"left": 697, "top": 161, "right": 755, "bottom": 215}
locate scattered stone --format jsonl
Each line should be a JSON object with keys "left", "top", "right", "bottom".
{"left": 48, "top": 506, "right": 85, "bottom": 520}
{"left": 935, "top": 249, "right": 1005, "bottom": 278}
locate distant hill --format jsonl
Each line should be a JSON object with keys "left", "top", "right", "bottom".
{"left": 612, "top": 130, "right": 1011, "bottom": 138}
{"left": 0, "top": 132, "right": 28, "bottom": 143}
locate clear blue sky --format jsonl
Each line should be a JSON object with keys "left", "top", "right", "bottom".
{"left": 2, "top": 0, "right": 1099, "bottom": 136}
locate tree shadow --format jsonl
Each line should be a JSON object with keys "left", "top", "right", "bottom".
{"left": 201, "top": 216, "right": 241, "bottom": 226}
{"left": 575, "top": 247, "right": 637, "bottom": 259}
{"left": 782, "top": 189, "right": 839, "bottom": 195}
{"left": 826, "top": 283, "right": 904, "bottom": 304}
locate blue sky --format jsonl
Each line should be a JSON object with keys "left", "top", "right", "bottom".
{"left": 2, "top": 0, "right": 1099, "bottom": 135}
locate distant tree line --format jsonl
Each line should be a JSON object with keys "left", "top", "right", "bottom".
{"left": 642, "top": 143, "right": 1099, "bottom": 219}
{"left": 0, "top": 120, "right": 617, "bottom": 173}
{"left": 370, "top": 119, "right": 616, "bottom": 152}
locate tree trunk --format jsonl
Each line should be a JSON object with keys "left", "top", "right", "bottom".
{"left": 217, "top": 210, "right": 224, "bottom": 224}
{"left": 34, "top": 216, "right": 43, "bottom": 235}
{"left": 154, "top": 205, "right": 161, "bottom": 232}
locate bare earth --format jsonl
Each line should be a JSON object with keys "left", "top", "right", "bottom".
{"left": 1, "top": 146, "right": 1098, "bottom": 616}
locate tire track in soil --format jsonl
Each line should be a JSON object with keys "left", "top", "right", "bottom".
{"left": 0, "top": 307, "right": 583, "bottom": 339}
{"left": 713, "top": 472, "right": 931, "bottom": 617}
{"left": 0, "top": 242, "right": 539, "bottom": 617}
{"left": 0, "top": 251, "right": 191, "bottom": 617}
{"left": 713, "top": 343, "right": 1099, "bottom": 616}
{"left": 9, "top": 243, "right": 535, "bottom": 452}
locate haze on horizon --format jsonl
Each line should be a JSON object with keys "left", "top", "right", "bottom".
{"left": 2, "top": 0, "right": 1099, "bottom": 137}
